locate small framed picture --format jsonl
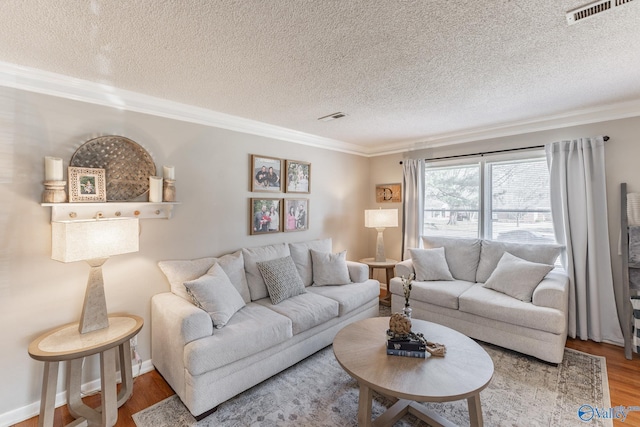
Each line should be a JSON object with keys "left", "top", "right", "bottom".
{"left": 250, "top": 198, "right": 282, "bottom": 235}
{"left": 251, "top": 155, "right": 282, "bottom": 192}
{"left": 284, "top": 199, "right": 309, "bottom": 232}
{"left": 376, "top": 183, "right": 402, "bottom": 203}
{"left": 285, "top": 160, "right": 311, "bottom": 193}
{"left": 68, "top": 167, "right": 106, "bottom": 202}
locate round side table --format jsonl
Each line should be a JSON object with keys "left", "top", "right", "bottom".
{"left": 359, "top": 258, "right": 398, "bottom": 306}
{"left": 28, "top": 314, "right": 143, "bottom": 427}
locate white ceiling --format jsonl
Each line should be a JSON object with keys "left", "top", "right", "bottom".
{"left": 1, "top": 1, "right": 639, "bottom": 156}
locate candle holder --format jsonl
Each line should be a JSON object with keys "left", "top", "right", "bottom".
{"left": 163, "top": 179, "right": 176, "bottom": 202}
{"left": 42, "top": 180, "right": 67, "bottom": 203}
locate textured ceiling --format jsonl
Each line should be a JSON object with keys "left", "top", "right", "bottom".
{"left": 1, "top": 0, "right": 640, "bottom": 154}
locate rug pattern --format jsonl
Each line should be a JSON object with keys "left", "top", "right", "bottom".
{"left": 134, "top": 308, "right": 611, "bottom": 427}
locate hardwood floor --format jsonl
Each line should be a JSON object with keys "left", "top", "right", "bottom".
{"left": 13, "top": 339, "right": 640, "bottom": 427}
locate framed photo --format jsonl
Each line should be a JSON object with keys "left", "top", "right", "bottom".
{"left": 284, "top": 199, "right": 309, "bottom": 232}
{"left": 68, "top": 167, "right": 106, "bottom": 202}
{"left": 376, "top": 183, "right": 402, "bottom": 203}
{"left": 285, "top": 160, "right": 311, "bottom": 193}
{"left": 251, "top": 155, "right": 282, "bottom": 192}
{"left": 250, "top": 198, "right": 282, "bottom": 235}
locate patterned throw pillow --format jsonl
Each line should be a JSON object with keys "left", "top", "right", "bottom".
{"left": 257, "top": 256, "right": 307, "bottom": 304}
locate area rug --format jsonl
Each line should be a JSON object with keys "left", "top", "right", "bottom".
{"left": 134, "top": 320, "right": 611, "bottom": 426}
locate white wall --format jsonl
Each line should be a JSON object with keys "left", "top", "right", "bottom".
{"left": 370, "top": 116, "right": 640, "bottom": 344}
{"left": 0, "top": 86, "right": 371, "bottom": 424}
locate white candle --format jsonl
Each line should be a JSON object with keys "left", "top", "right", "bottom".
{"left": 149, "top": 176, "right": 163, "bottom": 202}
{"left": 163, "top": 165, "right": 175, "bottom": 180}
{"left": 44, "top": 156, "right": 63, "bottom": 181}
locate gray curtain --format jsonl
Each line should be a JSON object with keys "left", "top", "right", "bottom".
{"left": 401, "top": 159, "right": 424, "bottom": 260}
{"left": 545, "top": 137, "right": 623, "bottom": 343}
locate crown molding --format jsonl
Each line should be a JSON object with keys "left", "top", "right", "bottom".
{"left": 0, "top": 61, "right": 367, "bottom": 156}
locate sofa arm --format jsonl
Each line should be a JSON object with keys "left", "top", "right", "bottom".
{"left": 346, "top": 261, "right": 369, "bottom": 283}
{"left": 395, "top": 259, "right": 415, "bottom": 278}
{"left": 152, "top": 292, "right": 213, "bottom": 345}
{"left": 532, "top": 268, "right": 569, "bottom": 311}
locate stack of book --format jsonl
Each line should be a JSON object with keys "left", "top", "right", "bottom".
{"left": 386, "top": 338, "right": 427, "bottom": 358}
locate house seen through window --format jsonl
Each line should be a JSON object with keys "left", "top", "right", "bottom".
{"left": 423, "top": 153, "right": 556, "bottom": 244}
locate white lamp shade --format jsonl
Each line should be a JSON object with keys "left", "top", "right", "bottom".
{"left": 52, "top": 218, "right": 139, "bottom": 262}
{"left": 364, "top": 209, "right": 398, "bottom": 228}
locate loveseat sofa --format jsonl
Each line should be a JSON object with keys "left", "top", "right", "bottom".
{"left": 389, "top": 236, "right": 568, "bottom": 363}
{"left": 151, "top": 238, "right": 379, "bottom": 418}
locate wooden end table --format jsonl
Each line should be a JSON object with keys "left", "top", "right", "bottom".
{"left": 333, "top": 317, "right": 494, "bottom": 427}
{"left": 359, "top": 258, "right": 398, "bottom": 306}
{"left": 28, "top": 314, "right": 144, "bottom": 427}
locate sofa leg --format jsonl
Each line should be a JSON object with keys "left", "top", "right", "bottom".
{"left": 194, "top": 406, "right": 218, "bottom": 421}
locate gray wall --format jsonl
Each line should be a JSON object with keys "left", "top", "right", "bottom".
{"left": 0, "top": 86, "right": 371, "bottom": 422}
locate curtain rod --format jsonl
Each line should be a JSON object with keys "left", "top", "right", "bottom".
{"left": 399, "top": 135, "right": 609, "bottom": 164}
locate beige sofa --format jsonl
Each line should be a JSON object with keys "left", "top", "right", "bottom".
{"left": 151, "top": 238, "right": 379, "bottom": 418}
{"left": 389, "top": 236, "right": 568, "bottom": 363}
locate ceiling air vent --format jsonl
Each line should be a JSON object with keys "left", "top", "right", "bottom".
{"left": 317, "top": 112, "right": 347, "bottom": 122}
{"left": 566, "top": 0, "right": 635, "bottom": 24}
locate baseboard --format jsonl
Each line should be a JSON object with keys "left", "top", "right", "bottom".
{"left": 0, "top": 359, "right": 155, "bottom": 427}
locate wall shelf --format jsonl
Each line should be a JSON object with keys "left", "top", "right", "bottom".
{"left": 42, "top": 202, "right": 180, "bottom": 222}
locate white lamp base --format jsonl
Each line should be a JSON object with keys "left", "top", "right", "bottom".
{"left": 79, "top": 258, "right": 109, "bottom": 334}
{"left": 374, "top": 228, "right": 387, "bottom": 262}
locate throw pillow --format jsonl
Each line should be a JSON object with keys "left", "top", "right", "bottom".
{"left": 476, "top": 240, "right": 562, "bottom": 283}
{"left": 310, "top": 249, "right": 352, "bottom": 286}
{"left": 289, "top": 238, "right": 333, "bottom": 287}
{"left": 158, "top": 257, "right": 216, "bottom": 301}
{"left": 409, "top": 247, "right": 455, "bottom": 281}
{"left": 183, "top": 263, "right": 246, "bottom": 328}
{"left": 483, "top": 252, "right": 554, "bottom": 302}
{"left": 256, "top": 256, "right": 307, "bottom": 304}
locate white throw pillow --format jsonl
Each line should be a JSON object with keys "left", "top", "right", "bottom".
{"left": 256, "top": 256, "right": 307, "bottom": 304}
{"left": 409, "top": 247, "right": 454, "bottom": 281}
{"left": 183, "top": 263, "right": 246, "bottom": 328}
{"left": 310, "top": 249, "right": 352, "bottom": 286}
{"left": 289, "top": 238, "right": 333, "bottom": 287}
{"left": 213, "top": 250, "right": 251, "bottom": 303}
{"left": 158, "top": 257, "right": 216, "bottom": 301}
{"left": 483, "top": 252, "right": 554, "bottom": 302}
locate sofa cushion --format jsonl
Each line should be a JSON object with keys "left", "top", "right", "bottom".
{"left": 310, "top": 249, "right": 351, "bottom": 286}
{"left": 183, "top": 303, "right": 293, "bottom": 375}
{"left": 476, "top": 240, "right": 562, "bottom": 283}
{"left": 184, "top": 263, "right": 246, "bottom": 328}
{"left": 255, "top": 292, "right": 339, "bottom": 335}
{"left": 257, "top": 256, "right": 306, "bottom": 304}
{"left": 213, "top": 250, "right": 251, "bottom": 304}
{"left": 307, "top": 279, "right": 380, "bottom": 316}
{"left": 158, "top": 257, "right": 216, "bottom": 301}
{"left": 243, "top": 243, "right": 291, "bottom": 301}
{"left": 409, "top": 247, "right": 454, "bottom": 281}
{"left": 289, "top": 238, "right": 332, "bottom": 287}
{"left": 421, "top": 236, "right": 481, "bottom": 282}
{"left": 459, "top": 284, "right": 565, "bottom": 334}
{"left": 389, "top": 277, "right": 475, "bottom": 310}
{"left": 483, "top": 253, "right": 554, "bottom": 302}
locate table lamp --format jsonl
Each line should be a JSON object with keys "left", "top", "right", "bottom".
{"left": 364, "top": 208, "right": 398, "bottom": 262}
{"left": 51, "top": 217, "right": 139, "bottom": 334}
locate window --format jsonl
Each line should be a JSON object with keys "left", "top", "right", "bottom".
{"left": 423, "top": 153, "right": 556, "bottom": 244}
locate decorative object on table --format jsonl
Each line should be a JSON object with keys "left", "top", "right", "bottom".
{"left": 401, "top": 273, "right": 414, "bottom": 317}
{"left": 251, "top": 154, "right": 282, "bottom": 192}
{"left": 163, "top": 165, "right": 176, "bottom": 202}
{"left": 364, "top": 208, "right": 398, "bottom": 262}
{"left": 250, "top": 198, "right": 282, "bottom": 235}
{"left": 70, "top": 135, "right": 156, "bottom": 201}
{"left": 375, "top": 183, "right": 402, "bottom": 203}
{"left": 42, "top": 156, "right": 67, "bottom": 203}
{"left": 51, "top": 217, "right": 139, "bottom": 333}
{"left": 386, "top": 312, "right": 446, "bottom": 357}
{"left": 149, "top": 176, "right": 163, "bottom": 202}
{"left": 285, "top": 159, "right": 311, "bottom": 193}
{"left": 68, "top": 167, "right": 106, "bottom": 202}
{"left": 284, "top": 198, "right": 309, "bottom": 232}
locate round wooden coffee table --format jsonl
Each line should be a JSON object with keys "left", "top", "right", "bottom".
{"left": 333, "top": 317, "right": 494, "bottom": 427}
